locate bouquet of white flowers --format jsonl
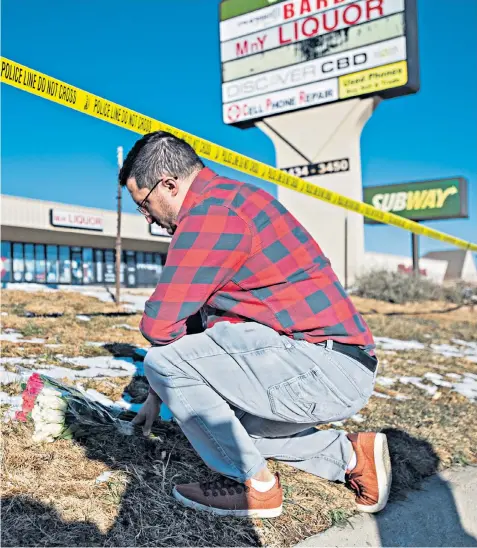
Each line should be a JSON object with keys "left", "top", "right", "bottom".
{"left": 16, "top": 372, "right": 159, "bottom": 443}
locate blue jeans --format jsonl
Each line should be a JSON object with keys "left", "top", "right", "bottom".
{"left": 144, "top": 321, "right": 376, "bottom": 482}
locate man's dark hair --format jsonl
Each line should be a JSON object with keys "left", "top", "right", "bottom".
{"left": 119, "top": 131, "right": 204, "bottom": 189}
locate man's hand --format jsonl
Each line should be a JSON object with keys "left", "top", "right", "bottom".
{"left": 132, "top": 392, "right": 162, "bottom": 436}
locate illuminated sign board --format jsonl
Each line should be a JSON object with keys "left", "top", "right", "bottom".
{"left": 50, "top": 209, "right": 104, "bottom": 231}
{"left": 363, "top": 178, "right": 468, "bottom": 223}
{"left": 219, "top": 0, "right": 419, "bottom": 125}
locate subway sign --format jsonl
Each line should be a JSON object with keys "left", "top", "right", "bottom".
{"left": 363, "top": 178, "right": 468, "bottom": 223}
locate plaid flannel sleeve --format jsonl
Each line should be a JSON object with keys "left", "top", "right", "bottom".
{"left": 140, "top": 203, "right": 252, "bottom": 345}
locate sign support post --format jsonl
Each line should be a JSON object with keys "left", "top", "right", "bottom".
{"left": 257, "top": 97, "right": 379, "bottom": 284}
{"left": 115, "top": 146, "right": 123, "bottom": 305}
{"left": 412, "top": 230, "right": 419, "bottom": 275}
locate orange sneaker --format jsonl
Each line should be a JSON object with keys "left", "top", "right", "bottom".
{"left": 346, "top": 432, "right": 392, "bottom": 513}
{"left": 173, "top": 473, "right": 283, "bottom": 518}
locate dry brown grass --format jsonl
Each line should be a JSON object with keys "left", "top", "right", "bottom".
{"left": 352, "top": 296, "right": 477, "bottom": 343}
{"left": 1, "top": 290, "right": 477, "bottom": 546}
{"left": 1, "top": 416, "right": 359, "bottom": 547}
{"left": 2, "top": 290, "right": 124, "bottom": 315}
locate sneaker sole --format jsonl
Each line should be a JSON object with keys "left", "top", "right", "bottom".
{"left": 173, "top": 487, "right": 283, "bottom": 518}
{"left": 356, "top": 433, "right": 392, "bottom": 513}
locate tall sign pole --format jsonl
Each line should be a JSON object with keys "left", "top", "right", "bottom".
{"left": 115, "top": 146, "right": 124, "bottom": 305}
{"left": 412, "top": 231, "right": 420, "bottom": 274}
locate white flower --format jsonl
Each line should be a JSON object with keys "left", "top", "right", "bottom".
{"left": 40, "top": 387, "right": 63, "bottom": 398}
{"left": 42, "top": 408, "right": 66, "bottom": 424}
{"left": 32, "top": 430, "right": 55, "bottom": 443}
{"left": 36, "top": 394, "right": 67, "bottom": 411}
{"left": 33, "top": 421, "right": 64, "bottom": 440}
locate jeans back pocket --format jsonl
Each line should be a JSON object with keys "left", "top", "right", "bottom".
{"left": 268, "top": 365, "right": 353, "bottom": 424}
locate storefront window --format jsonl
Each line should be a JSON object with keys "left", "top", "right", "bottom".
{"left": 24, "top": 244, "right": 35, "bottom": 283}
{"left": 145, "top": 253, "right": 154, "bottom": 287}
{"left": 59, "top": 246, "right": 71, "bottom": 284}
{"left": 95, "top": 249, "right": 104, "bottom": 284}
{"left": 82, "top": 248, "right": 94, "bottom": 285}
{"left": 6, "top": 241, "right": 170, "bottom": 288}
{"left": 12, "top": 243, "right": 24, "bottom": 282}
{"left": 1, "top": 241, "right": 12, "bottom": 283}
{"left": 46, "top": 245, "right": 59, "bottom": 284}
{"left": 104, "top": 250, "right": 116, "bottom": 284}
{"left": 71, "top": 247, "right": 83, "bottom": 285}
{"left": 136, "top": 251, "right": 146, "bottom": 287}
{"left": 125, "top": 250, "right": 136, "bottom": 287}
{"left": 153, "top": 253, "right": 163, "bottom": 283}
{"left": 120, "top": 254, "right": 126, "bottom": 284}
{"left": 35, "top": 244, "right": 46, "bottom": 283}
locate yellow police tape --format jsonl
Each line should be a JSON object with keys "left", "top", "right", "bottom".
{"left": 2, "top": 56, "right": 476, "bottom": 252}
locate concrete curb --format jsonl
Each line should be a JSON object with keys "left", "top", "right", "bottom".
{"left": 296, "top": 467, "right": 477, "bottom": 547}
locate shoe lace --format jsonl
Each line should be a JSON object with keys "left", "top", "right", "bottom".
{"left": 346, "top": 471, "right": 376, "bottom": 504}
{"left": 199, "top": 477, "right": 250, "bottom": 497}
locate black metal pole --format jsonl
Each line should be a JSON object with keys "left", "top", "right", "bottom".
{"left": 412, "top": 231, "right": 420, "bottom": 275}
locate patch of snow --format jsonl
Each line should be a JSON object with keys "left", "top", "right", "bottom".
{"left": 1, "top": 355, "right": 144, "bottom": 380}
{"left": 76, "top": 315, "right": 91, "bottom": 322}
{"left": 84, "top": 388, "right": 116, "bottom": 407}
{"left": 329, "top": 420, "right": 344, "bottom": 426}
{"left": 446, "top": 373, "right": 462, "bottom": 380}
{"left": 424, "top": 372, "right": 443, "bottom": 381}
{"left": 0, "top": 331, "right": 45, "bottom": 344}
{"left": 0, "top": 369, "right": 22, "bottom": 384}
{"left": 399, "top": 376, "right": 438, "bottom": 396}
{"left": 0, "top": 357, "right": 37, "bottom": 366}
{"left": 1, "top": 312, "right": 8, "bottom": 316}
{"left": 424, "top": 373, "right": 453, "bottom": 388}
{"left": 350, "top": 414, "right": 365, "bottom": 423}
{"left": 2, "top": 283, "right": 55, "bottom": 292}
{"left": 375, "top": 336, "right": 477, "bottom": 364}
{"left": 452, "top": 377, "right": 477, "bottom": 402}
{"left": 452, "top": 339, "right": 477, "bottom": 351}
{"left": 375, "top": 337, "right": 425, "bottom": 351}
{"left": 114, "top": 324, "right": 139, "bottom": 331}
{"left": 372, "top": 391, "right": 391, "bottom": 399}
{"left": 0, "top": 392, "right": 22, "bottom": 407}
{"left": 423, "top": 334, "right": 432, "bottom": 339}
{"left": 85, "top": 341, "right": 105, "bottom": 347}
{"left": 45, "top": 344, "right": 63, "bottom": 348}
{"left": 95, "top": 471, "right": 114, "bottom": 484}
{"left": 375, "top": 376, "right": 396, "bottom": 387}
{"left": 2, "top": 284, "right": 148, "bottom": 312}
{"left": 464, "top": 373, "right": 477, "bottom": 381}
{"left": 119, "top": 294, "right": 148, "bottom": 312}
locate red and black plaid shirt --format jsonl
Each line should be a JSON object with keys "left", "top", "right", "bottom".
{"left": 141, "top": 167, "right": 375, "bottom": 351}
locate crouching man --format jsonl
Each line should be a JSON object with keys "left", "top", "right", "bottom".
{"left": 122, "top": 131, "right": 391, "bottom": 518}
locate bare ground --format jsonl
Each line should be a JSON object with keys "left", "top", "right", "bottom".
{"left": 1, "top": 291, "right": 476, "bottom": 547}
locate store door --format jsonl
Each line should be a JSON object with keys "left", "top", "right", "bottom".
{"left": 71, "top": 247, "right": 83, "bottom": 285}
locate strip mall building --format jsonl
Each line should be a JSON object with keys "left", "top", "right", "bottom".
{"left": 1, "top": 194, "right": 476, "bottom": 289}
{"left": 0, "top": 195, "right": 171, "bottom": 288}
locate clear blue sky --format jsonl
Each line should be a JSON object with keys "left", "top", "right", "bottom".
{"left": 1, "top": 0, "right": 476, "bottom": 262}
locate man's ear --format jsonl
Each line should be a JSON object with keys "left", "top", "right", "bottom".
{"left": 162, "top": 177, "right": 179, "bottom": 196}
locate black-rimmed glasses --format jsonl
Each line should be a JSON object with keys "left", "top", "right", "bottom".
{"left": 137, "top": 179, "right": 162, "bottom": 216}
{"left": 136, "top": 176, "right": 178, "bottom": 216}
